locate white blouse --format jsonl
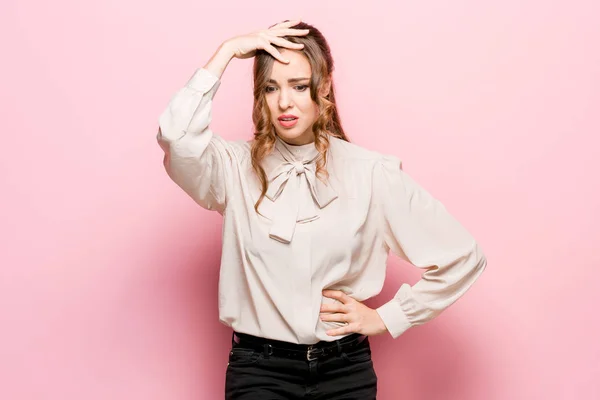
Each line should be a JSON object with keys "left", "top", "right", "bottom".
{"left": 156, "top": 67, "right": 487, "bottom": 345}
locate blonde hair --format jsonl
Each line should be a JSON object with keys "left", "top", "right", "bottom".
{"left": 251, "top": 22, "right": 349, "bottom": 213}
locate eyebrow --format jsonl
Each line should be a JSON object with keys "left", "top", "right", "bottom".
{"left": 267, "top": 77, "right": 310, "bottom": 84}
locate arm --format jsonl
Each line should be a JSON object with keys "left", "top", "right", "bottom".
{"left": 156, "top": 44, "right": 236, "bottom": 213}
{"left": 156, "top": 22, "right": 309, "bottom": 213}
{"left": 374, "top": 155, "right": 488, "bottom": 339}
{"left": 203, "top": 41, "right": 236, "bottom": 79}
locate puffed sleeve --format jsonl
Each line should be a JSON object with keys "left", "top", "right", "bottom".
{"left": 374, "top": 155, "right": 487, "bottom": 339}
{"left": 156, "top": 68, "right": 235, "bottom": 214}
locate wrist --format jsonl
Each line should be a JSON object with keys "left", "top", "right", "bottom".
{"left": 203, "top": 41, "right": 235, "bottom": 79}
{"left": 218, "top": 40, "right": 236, "bottom": 60}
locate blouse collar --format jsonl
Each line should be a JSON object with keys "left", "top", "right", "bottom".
{"left": 260, "top": 136, "right": 338, "bottom": 243}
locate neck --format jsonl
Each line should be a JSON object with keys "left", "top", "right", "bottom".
{"left": 277, "top": 133, "right": 315, "bottom": 146}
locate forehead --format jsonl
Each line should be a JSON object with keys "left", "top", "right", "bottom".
{"left": 270, "top": 50, "right": 312, "bottom": 81}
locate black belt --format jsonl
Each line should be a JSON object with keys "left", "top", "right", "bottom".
{"left": 232, "top": 331, "right": 368, "bottom": 361}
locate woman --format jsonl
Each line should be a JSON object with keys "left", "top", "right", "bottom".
{"left": 157, "top": 19, "right": 487, "bottom": 400}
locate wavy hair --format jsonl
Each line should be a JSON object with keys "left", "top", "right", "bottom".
{"left": 251, "top": 21, "right": 349, "bottom": 213}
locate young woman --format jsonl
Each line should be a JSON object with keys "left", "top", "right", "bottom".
{"left": 157, "top": 19, "right": 487, "bottom": 400}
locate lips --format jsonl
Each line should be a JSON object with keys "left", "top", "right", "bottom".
{"left": 277, "top": 114, "right": 299, "bottom": 128}
{"left": 278, "top": 114, "right": 298, "bottom": 121}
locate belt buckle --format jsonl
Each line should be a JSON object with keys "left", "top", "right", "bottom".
{"left": 306, "top": 345, "right": 321, "bottom": 361}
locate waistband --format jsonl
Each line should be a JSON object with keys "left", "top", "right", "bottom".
{"left": 232, "top": 331, "right": 368, "bottom": 361}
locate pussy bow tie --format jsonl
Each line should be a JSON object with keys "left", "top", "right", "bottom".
{"left": 264, "top": 139, "right": 338, "bottom": 244}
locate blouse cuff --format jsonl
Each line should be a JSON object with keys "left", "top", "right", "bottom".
{"left": 185, "top": 67, "right": 220, "bottom": 94}
{"left": 376, "top": 300, "right": 413, "bottom": 339}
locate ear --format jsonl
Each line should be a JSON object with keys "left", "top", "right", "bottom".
{"left": 319, "top": 76, "right": 332, "bottom": 98}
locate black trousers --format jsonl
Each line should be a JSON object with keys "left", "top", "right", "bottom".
{"left": 225, "top": 331, "right": 378, "bottom": 399}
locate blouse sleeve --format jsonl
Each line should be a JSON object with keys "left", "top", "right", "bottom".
{"left": 156, "top": 68, "right": 235, "bottom": 214}
{"left": 374, "top": 155, "right": 487, "bottom": 339}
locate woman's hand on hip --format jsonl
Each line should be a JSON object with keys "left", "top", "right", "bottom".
{"left": 222, "top": 20, "right": 309, "bottom": 64}
{"left": 320, "top": 290, "right": 389, "bottom": 337}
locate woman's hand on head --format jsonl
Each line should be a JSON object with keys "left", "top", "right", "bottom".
{"left": 223, "top": 20, "right": 309, "bottom": 64}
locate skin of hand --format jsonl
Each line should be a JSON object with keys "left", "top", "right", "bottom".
{"left": 203, "top": 19, "right": 310, "bottom": 80}
{"left": 224, "top": 19, "right": 310, "bottom": 64}
{"left": 320, "top": 290, "right": 389, "bottom": 337}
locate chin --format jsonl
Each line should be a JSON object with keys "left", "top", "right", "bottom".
{"left": 276, "top": 131, "right": 299, "bottom": 141}
{"left": 273, "top": 127, "right": 314, "bottom": 145}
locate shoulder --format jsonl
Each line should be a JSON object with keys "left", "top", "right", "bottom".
{"left": 329, "top": 136, "right": 402, "bottom": 170}
{"left": 208, "top": 134, "right": 252, "bottom": 162}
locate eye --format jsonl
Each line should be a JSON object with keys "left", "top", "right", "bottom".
{"left": 295, "top": 85, "right": 309, "bottom": 91}
{"left": 265, "top": 86, "right": 277, "bottom": 93}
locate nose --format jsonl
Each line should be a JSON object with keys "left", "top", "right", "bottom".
{"left": 278, "top": 89, "right": 292, "bottom": 110}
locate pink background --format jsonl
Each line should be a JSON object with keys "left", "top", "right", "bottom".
{"left": 2, "top": 0, "right": 599, "bottom": 399}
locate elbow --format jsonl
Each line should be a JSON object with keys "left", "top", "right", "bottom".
{"left": 157, "top": 111, "right": 185, "bottom": 145}
{"left": 156, "top": 126, "right": 175, "bottom": 159}
{"left": 156, "top": 126, "right": 167, "bottom": 145}
{"left": 472, "top": 242, "right": 488, "bottom": 277}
